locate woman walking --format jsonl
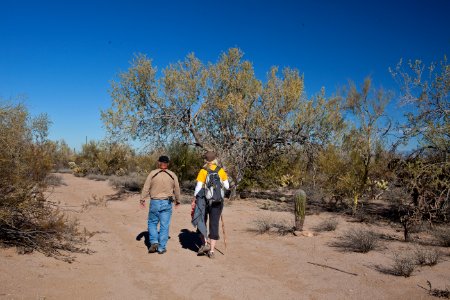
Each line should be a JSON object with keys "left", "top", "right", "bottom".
{"left": 192, "top": 151, "right": 229, "bottom": 258}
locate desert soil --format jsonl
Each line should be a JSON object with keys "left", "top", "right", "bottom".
{"left": 1, "top": 173, "right": 449, "bottom": 299}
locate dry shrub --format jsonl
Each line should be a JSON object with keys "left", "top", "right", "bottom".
{"left": 333, "top": 228, "right": 379, "bottom": 253}
{"left": 433, "top": 226, "right": 450, "bottom": 247}
{"left": 253, "top": 217, "right": 272, "bottom": 234}
{"left": 314, "top": 218, "right": 338, "bottom": 232}
{"left": 86, "top": 173, "right": 109, "bottom": 181}
{"left": 45, "top": 174, "right": 65, "bottom": 186}
{"left": 56, "top": 168, "right": 72, "bottom": 174}
{"left": 426, "top": 281, "right": 450, "bottom": 299}
{"left": 252, "top": 217, "right": 294, "bottom": 236}
{"left": 415, "top": 247, "right": 442, "bottom": 266}
{"left": 82, "top": 194, "right": 107, "bottom": 211}
{"left": 109, "top": 173, "right": 146, "bottom": 192}
{"left": 391, "top": 253, "right": 416, "bottom": 277}
{"left": 0, "top": 102, "right": 87, "bottom": 261}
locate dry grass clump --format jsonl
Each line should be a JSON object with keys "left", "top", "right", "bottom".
{"left": 333, "top": 228, "right": 379, "bottom": 253}
{"left": 86, "top": 173, "right": 109, "bottom": 181}
{"left": 109, "top": 173, "right": 146, "bottom": 192}
{"left": 433, "top": 226, "right": 450, "bottom": 247}
{"left": 55, "top": 168, "right": 72, "bottom": 174}
{"left": 377, "top": 248, "right": 442, "bottom": 278}
{"left": 391, "top": 253, "right": 417, "bottom": 277}
{"left": 254, "top": 217, "right": 272, "bottom": 234}
{"left": 314, "top": 218, "right": 338, "bottom": 232}
{"left": 252, "top": 217, "right": 294, "bottom": 236}
{"left": 414, "top": 247, "right": 442, "bottom": 266}
{"left": 81, "top": 194, "right": 107, "bottom": 211}
{"left": 426, "top": 281, "right": 450, "bottom": 299}
{"left": 45, "top": 174, "right": 66, "bottom": 186}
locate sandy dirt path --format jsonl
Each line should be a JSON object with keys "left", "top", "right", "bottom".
{"left": 1, "top": 173, "right": 449, "bottom": 299}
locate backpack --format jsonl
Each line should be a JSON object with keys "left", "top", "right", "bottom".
{"left": 204, "top": 167, "right": 224, "bottom": 205}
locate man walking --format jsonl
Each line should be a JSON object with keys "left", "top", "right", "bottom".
{"left": 140, "top": 155, "right": 180, "bottom": 254}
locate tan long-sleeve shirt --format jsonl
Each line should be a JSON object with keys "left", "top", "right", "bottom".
{"left": 140, "top": 168, "right": 181, "bottom": 202}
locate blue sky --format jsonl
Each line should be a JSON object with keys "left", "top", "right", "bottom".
{"left": 1, "top": 0, "right": 449, "bottom": 151}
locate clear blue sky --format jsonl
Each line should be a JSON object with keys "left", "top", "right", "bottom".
{"left": 1, "top": 0, "right": 449, "bottom": 151}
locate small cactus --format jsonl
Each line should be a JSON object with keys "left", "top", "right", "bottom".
{"left": 294, "top": 189, "right": 307, "bottom": 231}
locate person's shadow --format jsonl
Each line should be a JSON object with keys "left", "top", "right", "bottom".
{"left": 136, "top": 231, "right": 151, "bottom": 250}
{"left": 178, "top": 229, "right": 203, "bottom": 252}
{"left": 136, "top": 231, "right": 172, "bottom": 252}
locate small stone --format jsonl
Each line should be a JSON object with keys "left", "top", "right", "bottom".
{"left": 301, "top": 231, "right": 314, "bottom": 237}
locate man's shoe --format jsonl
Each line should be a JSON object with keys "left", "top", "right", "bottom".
{"left": 197, "top": 243, "right": 210, "bottom": 255}
{"left": 148, "top": 243, "right": 158, "bottom": 253}
{"left": 158, "top": 249, "right": 167, "bottom": 254}
{"left": 207, "top": 251, "right": 215, "bottom": 259}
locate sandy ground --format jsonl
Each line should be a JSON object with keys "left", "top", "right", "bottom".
{"left": 1, "top": 173, "right": 449, "bottom": 300}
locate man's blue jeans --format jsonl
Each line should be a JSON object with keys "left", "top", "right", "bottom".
{"left": 148, "top": 199, "right": 173, "bottom": 252}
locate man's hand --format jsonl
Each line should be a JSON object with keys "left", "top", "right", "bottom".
{"left": 139, "top": 199, "right": 146, "bottom": 209}
{"left": 174, "top": 201, "right": 181, "bottom": 210}
{"left": 191, "top": 198, "right": 196, "bottom": 218}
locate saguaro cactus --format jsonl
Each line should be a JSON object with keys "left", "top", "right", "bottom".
{"left": 294, "top": 190, "right": 307, "bottom": 231}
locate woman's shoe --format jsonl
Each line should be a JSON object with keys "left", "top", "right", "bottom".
{"left": 197, "top": 243, "right": 210, "bottom": 255}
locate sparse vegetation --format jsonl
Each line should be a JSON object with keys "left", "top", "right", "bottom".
{"left": 252, "top": 217, "right": 294, "bottom": 236}
{"left": 433, "top": 226, "right": 450, "bottom": 247}
{"left": 253, "top": 217, "right": 273, "bottom": 234}
{"left": 86, "top": 173, "right": 109, "bottom": 181}
{"left": 314, "top": 218, "right": 339, "bottom": 232}
{"left": 0, "top": 102, "right": 87, "bottom": 261}
{"left": 414, "top": 247, "right": 441, "bottom": 266}
{"left": 391, "top": 253, "right": 417, "bottom": 277}
{"left": 333, "top": 228, "right": 379, "bottom": 253}
{"left": 45, "top": 174, "right": 66, "bottom": 187}
{"left": 108, "top": 173, "right": 146, "bottom": 192}
{"left": 82, "top": 194, "right": 107, "bottom": 211}
{"left": 426, "top": 281, "right": 450, "bottom": 299}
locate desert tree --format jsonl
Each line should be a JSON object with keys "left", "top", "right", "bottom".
{"left": 342, "top": 78, "right": 392, "bottom": 209}
{"left": 102, "top": 48, "right": 343, "bottom": 194}
{"left": 389, "top": 57, "right": 449, "bottom": 233}
{"left": 0, "top": 101, "right": 84, "bottom": 259}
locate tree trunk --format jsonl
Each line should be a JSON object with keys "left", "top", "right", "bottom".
{"left": 294, "top": 190, "right": 307, "bottom": 231}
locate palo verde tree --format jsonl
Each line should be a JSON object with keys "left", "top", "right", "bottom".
{"left": 342, "top": 78, "right": 392, "bottom": 208}
{"left": 390, "top": 57, "right": 449, "bottom": 233}
{"left": 102, "top": 48, "right": 342, "bottom": 194}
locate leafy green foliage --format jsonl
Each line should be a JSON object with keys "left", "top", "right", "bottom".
{"left": 102, "top": 48, "right": 343, "bottom": 193}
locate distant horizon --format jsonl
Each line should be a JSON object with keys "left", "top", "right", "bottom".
{"left": 1, "top": 0, "right": 449, "bottom": 151}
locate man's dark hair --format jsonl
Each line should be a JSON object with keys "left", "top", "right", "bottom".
{"left": 158, "top": 155, "right": 170, "bottom": 163}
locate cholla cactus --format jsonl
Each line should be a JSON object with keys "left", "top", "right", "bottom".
{"left": 375, "top": 179, "right": 389, "bottom": 190}
{"left": 279, "top": 174, "right": 300, "bottom": 188}
{"left": 68, "top": 161, "right": 87, "bottom": 177}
